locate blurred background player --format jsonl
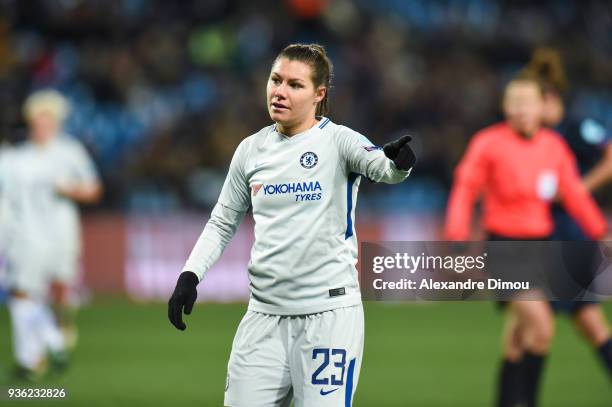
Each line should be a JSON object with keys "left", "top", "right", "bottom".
{"left": 444, "top": 71, "right": 607, "bottom": 406}
{"left": 522, "top": 48, "right": 612, "bottom": 378}
{"left": 26, "top": 91, "right": 103, "bottom": 351}
{"left": 168, "top": 43, "right": 415, "bottom": 406}
{"left": 0, "top": 89, "right": 102, "bottom": 379}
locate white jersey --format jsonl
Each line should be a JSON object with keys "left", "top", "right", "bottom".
{"left": 0, "top": 145, "right": 14, "bottom": 248}
{"left": 183, "top": 118, "right": 410, "bottom": 315}
{"left": 0, "top": 135, "right": 99, "bottom": 256}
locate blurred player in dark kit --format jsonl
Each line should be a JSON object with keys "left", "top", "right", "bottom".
{"left": 523, "top": 48, "right": 611, "bottom": 378}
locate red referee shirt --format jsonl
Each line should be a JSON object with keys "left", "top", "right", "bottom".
{"left": 445, "top": 122, "right": 607, "bottom": 240}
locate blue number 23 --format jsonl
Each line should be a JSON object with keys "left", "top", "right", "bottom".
{"left": 311, "top": 348, "right": 347, "bottom": 386}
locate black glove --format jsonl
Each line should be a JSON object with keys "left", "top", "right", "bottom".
{"left": 168, "top": 271, "right": 199, "bottom": 331}
{"left": 383, "top": 135, "right": 416, "bottom": 171}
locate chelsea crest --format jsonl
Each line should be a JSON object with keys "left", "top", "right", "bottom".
{"left": 300, "top": 152, "right": 318, "bottom": 169}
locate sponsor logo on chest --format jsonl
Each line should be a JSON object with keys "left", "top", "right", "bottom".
{"left": 251, "top": 150, "right": 325, "bottom": 202}
{"left": 252, "top": 180, "right": 322, "bottom": 202}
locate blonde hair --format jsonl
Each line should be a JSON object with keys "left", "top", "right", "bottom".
{"left": 22, "top": 89, "right": 71, "bottom": 123}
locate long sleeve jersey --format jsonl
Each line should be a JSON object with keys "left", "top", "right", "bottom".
{"left": 183, "top": 118, "right": 411, "bottom": 315}
{"left": 445, "top": 122, "right": 607, "bottom": 240}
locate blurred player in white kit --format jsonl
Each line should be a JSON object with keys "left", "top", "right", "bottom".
{"left": 0, "top": 89, "right": 102, "bottom": 379}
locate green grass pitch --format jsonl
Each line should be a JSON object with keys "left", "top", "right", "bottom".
{"left": 0, "top": 301, "right": 610, "bottom": 406}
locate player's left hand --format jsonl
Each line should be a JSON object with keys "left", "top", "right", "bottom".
{"left": 383, "top": 135, "right": 416, "bottom": 171}
{"left": 168, "top": 271, "right": 199, "bottom": 331}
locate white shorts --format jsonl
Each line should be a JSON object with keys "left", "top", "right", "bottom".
{"left": 5, "top": 248, "right": 50, "bottom": 299}
{"left": 4, "top": 244, "right": 78, "bottom": 298}
{"left": 46, "top": 251, "right": 79, "bottom": 286}
{"left": 224, "top": 304, "right": 364, "bottom": 407}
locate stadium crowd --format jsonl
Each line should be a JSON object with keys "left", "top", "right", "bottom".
{"left": 0, "top": 0, "right": 610, "bottom": 211}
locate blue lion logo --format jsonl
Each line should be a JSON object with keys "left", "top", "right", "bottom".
{"left": 300, "top": 152, "right": 318, "bottom": 169}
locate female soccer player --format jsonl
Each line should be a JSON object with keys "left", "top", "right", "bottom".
{"left": 0, "top": 90, "right": 102, "bottom": 378}
{"left": 168, "top": 44, "right": 416, "bottom": 406}
{"left": 444, "top": 71, "right": 607, "bottom": 406}
{"left": 525, "top": 49, "right": 611, "bottom": 378}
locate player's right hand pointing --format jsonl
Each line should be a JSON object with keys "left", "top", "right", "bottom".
{"left": 168, "top": 271, "right": 199, "bottom": 331}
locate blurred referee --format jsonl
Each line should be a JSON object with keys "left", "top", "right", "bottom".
{"left": 444, "top": 69, "right": 607, "bottom": 407}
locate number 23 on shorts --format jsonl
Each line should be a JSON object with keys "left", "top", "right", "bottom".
{"left": 311, "top": 347, "right": 357, "bottom": 401}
